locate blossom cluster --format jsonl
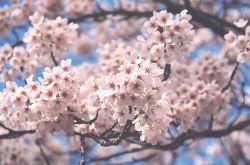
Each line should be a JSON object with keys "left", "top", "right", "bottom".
{"left": 93, "top": 10, "right": 232, "bottom": 134}
{"left": 169, "top": 51, "right": 232, "bottom": 131}
{"left": 224, "top": 23, "right": 250, "bottom": 63}
{"left": 99, "top": 55, "right": 172, "bottom": 144}
{"left": 23, "top": 12, "right": 78, "bottom": 65}
{"left": 74, "top": 53, "right": 173, "bottom": 144}
{"left": 0, "top": 60, "right": 79, "bottom": 133}
{"left": 0, "top": 44, "right": 12, "bottom": 71}
{"left": 172, "top": 80, "right": 229, "bottom": 131}
{"left": 0, "top": 0, "right": 94, "bottom": 36}
{"left": 0, "top": 44, "right": 37, "bottom": 82}
{"left": 97, "top": 40, "right": 132, "bottom": 74}
{"left": 0, "top": 0, "right": 32, "bottom": 36}
{"left": 0, "top": 8, "right": 249, "bottom": 146}
{"left": 0, "top": 12, "right": 79, "bottom": 82}
{"left": 139, "top": 10, "right": 194, "bottom": 67}
{"left": 62, "top": 10, "right": 234, "bottom": 142}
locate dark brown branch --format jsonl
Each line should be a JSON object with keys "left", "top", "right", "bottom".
{"left": 74, "top": 119, "right": 133, "bottom": 147}
{"left": 68, "top": 1, "right": 244, "bottom": 37}
{"left": 97, "top": 119, "right": 132, "bottom": 146}
{"left": 75, "top": 117, "right": 249, "bottom": 152}
{"left": 0, "top": 129, "right": 36, "bottom": 139}
{"left": 148, "top": 119, "right": 250, "bottom": 150}
{"left": 0, "top": 120, "right": 35, "bottom": 139}
{"left": 222, "top": 62, "right": 239, "bottom": 93}
{"left": 156, "top": 0, "right": 244, "bottom": 36}
{"left": 99, "top": 121, "right": 118, "bottom": 137}
{"left": 162, "top": 63, "right": 171, "bottom": 81}
{"left": 50, "top": 51, "right": 58, "bottom": 66}
{"left": 69, "top": 10, "right": 153, "bottom": 23}
{"left": 11, "top": 40, "right": 23, "bottom": 48}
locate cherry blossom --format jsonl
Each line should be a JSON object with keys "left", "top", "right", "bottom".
{"left": 224, "top": 26, "right": 250, "bottom": 63}
{"left": 23, "top": 12, "right": 78, "bottom": 66}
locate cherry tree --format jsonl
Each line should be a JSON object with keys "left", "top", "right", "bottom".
{"left": 0, "top": 0, "right": 249, "bottom": 164}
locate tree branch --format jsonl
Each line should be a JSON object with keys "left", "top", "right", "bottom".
{"left": 148, "top": 119, "right": 250, "bottom": 150}
{"left": 69, "top": 10, "right": 152, "bottom": 23}
{"left": 156, "top": 0, "right": 244, "bottom": 36}
{"left": 0, "top": 126, "right": 35, "bottom": 139}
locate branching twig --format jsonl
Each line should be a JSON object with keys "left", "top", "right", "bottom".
{"left": 229, "top": 82, "right": 246, "bottom": 126}
{"left": 98, "top": 119, "right": 132, "bottom": 146}
{"left": 0, "top": 123, "right": 35, "bottom": 139}
{"left": 99, "top": 121, "right": 118, "bottom": 137}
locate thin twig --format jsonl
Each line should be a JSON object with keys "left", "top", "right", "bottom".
{"left": 208, "top": 115, "right": 214, "bottom": 130}
{"left": 162, "top": 63, "right": 171, "bottom": 81}
{"left": 222, "top": 62, "right": 239, "bottom": 93}
{"left": 79, "top": 135, "right": 86, "bottom": 165}
{"left": 35, "top": 140, "right": 52, "bottom": 165}
{"left": 229, "top": 82, "right": 245, "bottom": 126}
{"left": 50, "top": 51, "right": 58, "bottom": 66}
